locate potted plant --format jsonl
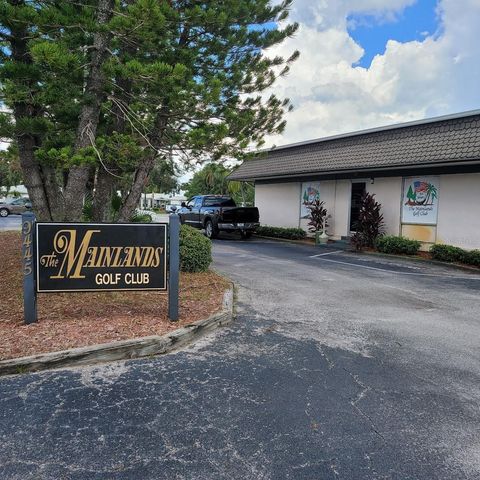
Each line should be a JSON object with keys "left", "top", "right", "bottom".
{"left": 305, "top": 200, "right": 330, "bottom": 245}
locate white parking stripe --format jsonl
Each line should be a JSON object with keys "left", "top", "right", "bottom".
{"left": 309, "top": 250, "right": 344, "bottom": 258}
{"left": 313, "top": 257, "right": 480, "bottom": 279}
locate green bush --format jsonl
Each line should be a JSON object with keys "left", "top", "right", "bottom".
{"left": 430, "top": 244, "right": 480, "bottom": 266}
{"left": 180, "top": 224, "right": 212, "bottom": 272}
{"left": 465, "top": 250, "right": 480, "bottom": 266}
{"left": 375, "top": 235, "right": 421, "bottom": 255}
{"left": 131, "top": 212, "right": 152, "bottom": 223}
{"left": 256, "top": 225, "right": 306, "bottom": 240}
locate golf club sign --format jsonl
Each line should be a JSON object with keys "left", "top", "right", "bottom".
{"left": 21, "top": 212, "right": 180, "bottom": 324}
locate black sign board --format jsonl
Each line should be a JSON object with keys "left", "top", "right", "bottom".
{"left": 36, "top": 223, "right": 167, "bottom": 292}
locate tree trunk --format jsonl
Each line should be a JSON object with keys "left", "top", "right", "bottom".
{"left": 91, "top": 63, "right": 133, "bottom": 222}
{"left": 92, "top": 167, "right": 116, "bottom": 221}
{"left": 117, "top": 154, "right": 156, "bottom": 222}
{"left": 41, "top": 165, "right": 64, "bottom": 220}
{"left": 117, "top": 112, "right": 168, "bottom": 222}
{"left": 9, "top": 2, "right": 52, "bottom": 221}
{"left": 63, "top": 0, "right": 115, "bottom": 221}
{"left": 16, "top": 134, "right": 52, "bottom": 221}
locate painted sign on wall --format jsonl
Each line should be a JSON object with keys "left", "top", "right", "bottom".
{"left": 300, "top": 182, "right": 321, "bottom": 218}
{"left": 402, "top": 176, "right": 439, "bottom": 225}
{"left": 36, "top": 223, "right": 167, "bottom": 292}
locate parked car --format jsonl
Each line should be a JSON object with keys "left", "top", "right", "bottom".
{"left": 178, "top": 195, "right": 259, "bottom": 239}
{"left": 165, "top": 204, "right": 178, "bottom": 213}
{"left": 0, "top": 197, "right": 32, "bottom": 217}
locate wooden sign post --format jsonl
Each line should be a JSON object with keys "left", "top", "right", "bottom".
{"left": 168, "top": 213, "right": 180, "bottom": 321}
{"left": 22, "top": 211, "right": 37, "bottom": 324}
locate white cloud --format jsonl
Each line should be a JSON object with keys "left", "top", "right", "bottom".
{"left": 264, "top": 0, "right": 480, "bottom": 146}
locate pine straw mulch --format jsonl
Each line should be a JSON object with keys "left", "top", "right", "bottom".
{"left": 0, "top": 231, "right": 229, "bottom": 361}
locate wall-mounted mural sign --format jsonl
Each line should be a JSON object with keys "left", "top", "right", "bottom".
{"left": 402, "top": 176, "right": 439, "bottom": 225}
{"left": 300, "top": 182, "right": 321, "bottom": 218}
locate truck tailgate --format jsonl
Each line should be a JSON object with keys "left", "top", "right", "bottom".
{"left": 221, "top": 207, "right": 259, "bottom": 223}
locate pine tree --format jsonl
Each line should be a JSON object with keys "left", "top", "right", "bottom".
{"left": 406, "top": 185, "right": 416, "bottom": 205}
{"left": 0, "top": 0, "right": 299, "bottom": 221}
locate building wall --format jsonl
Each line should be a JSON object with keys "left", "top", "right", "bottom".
{"left": 366, "top": 177, "right": 402, "bottom": 236}
{"left": 255, "top": 182, "right": 301, "bottom": 228}
{"left": 332, "top": 180, "right": 351, "bottom": 238}
{"left": 436, "top": 173, "right": 480, "bottom": 250}
{"left": 255, "top": 173, "right": 480, "bottom": 249}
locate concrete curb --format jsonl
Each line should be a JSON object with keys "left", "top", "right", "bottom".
{"left": 359, "top": 250, "right": 480, "bottom": 273}
{"left": 256, "top": 235, "right": 479, "bottom": 273}
{"left": 253, "top": 235, "right": 315, "bottom": 246}
{"left": 0, "top": 286, "right": 234, "bottom": 377}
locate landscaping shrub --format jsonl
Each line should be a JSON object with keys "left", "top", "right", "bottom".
{"left": 429, "top": 244, "right": 480, "bottom": 266}
{"left": 465, "top": 250, "right": 480, "bottom": 267}
{"left": 350, "top": 193, "right": 385, "bottom": 250}
{"left": 130, "top": 212, "right": 152, "bottom": 223}
{"left": 180, "top": 225, "right": 212, "bottom": 272}
{"left": 375, "top": 236, "right": 421, "bottom": 255}
{"left": 256, "top": 225, "right": 306, "bottom": 240}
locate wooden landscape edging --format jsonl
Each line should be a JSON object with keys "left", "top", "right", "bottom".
{"left": 0, "top": 286, "right": 234, "bottom": 377}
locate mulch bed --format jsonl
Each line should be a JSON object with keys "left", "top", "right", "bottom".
{"left": 0, "top": 232, "right": 229, "bottom": 361}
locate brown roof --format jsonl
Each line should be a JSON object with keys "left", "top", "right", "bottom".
{"left": 229, "top": 110, "right": 480, "bottom": 181}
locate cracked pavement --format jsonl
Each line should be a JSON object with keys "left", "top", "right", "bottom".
{"left": 1, "top": 238, "right": 480, "bottom": 479}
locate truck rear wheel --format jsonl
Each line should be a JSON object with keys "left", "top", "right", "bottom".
{"left": 240, "top": 231, "right": 252, "bottom": 239}
{"left": 205, "top": 220, "right": 218, "bottom": 239}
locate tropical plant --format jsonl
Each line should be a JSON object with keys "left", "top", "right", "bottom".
{"left": 305, "top": 200, "right": 329, "bottom": 233}
{"left": 183, "top": 163, "right": 255, "bottom": 205}
{"left": 0, "top": 1, "right": 298, "bottom": 221}
{"left": 351, "top": 193, "right": 385, "bottom": 250}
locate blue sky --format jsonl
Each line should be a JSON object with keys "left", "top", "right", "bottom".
{"left": 347, "top": 0, "right": 440, "bottom": 68}
{"left": 263, "top": 0, "right": 480, "bottom": 147}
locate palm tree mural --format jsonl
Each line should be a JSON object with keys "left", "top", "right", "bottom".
{"left": 425, "top": 183, "right": 438, "bottom": 205}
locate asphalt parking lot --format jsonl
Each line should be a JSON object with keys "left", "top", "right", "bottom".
{"left": 0, "top": 237, "right": 479, "bottom": 479}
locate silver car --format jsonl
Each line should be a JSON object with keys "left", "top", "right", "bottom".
{"left": 0, "top": 197, "right": 32, "bottom": 217}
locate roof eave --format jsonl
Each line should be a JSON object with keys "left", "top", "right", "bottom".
{"left": 257, "top": 109, "right": 480, "bottom": 154}
{"left": 228, "top": 158, "right": 480, "bottom": 182}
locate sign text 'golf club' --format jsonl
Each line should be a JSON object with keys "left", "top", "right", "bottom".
{"left": 36, "top": 223, "right": 167, "bottom": 292}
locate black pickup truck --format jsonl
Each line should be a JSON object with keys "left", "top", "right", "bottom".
{"left": 178, "top": 195, "right": 259, "bottom": 239}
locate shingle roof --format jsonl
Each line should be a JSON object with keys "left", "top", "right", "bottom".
{"left": 229, "top": 110, "right": 480, "bottom": 181}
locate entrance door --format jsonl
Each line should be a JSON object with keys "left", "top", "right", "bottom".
{"left": 350, "top": 182, "right": 366, "bottom": 231}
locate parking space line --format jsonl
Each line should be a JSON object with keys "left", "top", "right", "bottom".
{"left": 309, "top": 250, "right": 344, "bottom": 258}
{"left": 314, "top": 257, "right": 480, "bottom": 279}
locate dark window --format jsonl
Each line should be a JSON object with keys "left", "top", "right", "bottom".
{"left": 194, "top": 197, "right": 203, "bottom": 208}
{"left": 203, "top": 197, "right": 236, "bottom": 207}
{"left": 350, "top": 182, "right": 366, "bottom": 231}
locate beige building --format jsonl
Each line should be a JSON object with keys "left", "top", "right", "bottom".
{"left": 230, "top": 111, "right": 480, "bottom": 250}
